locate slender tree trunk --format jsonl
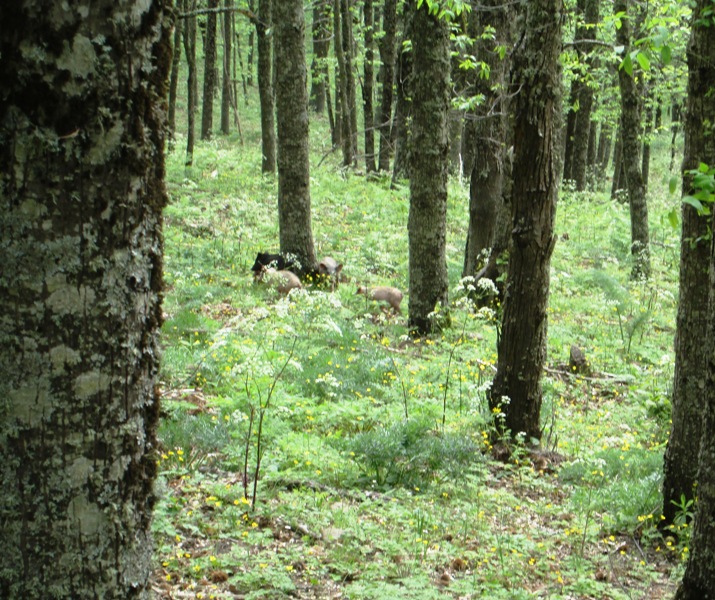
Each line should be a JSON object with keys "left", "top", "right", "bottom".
{"left": 333, "top": 0, "right": 352, "bottom": 165}
{"left": 391, "top": 7, "right": 413, "bottom": 184}
{"left": 571, "top": 0, "right": 600, "bottom": 192}
{"left": 246, "top": 0, "right": 255, "bottom": 86}
{"left": 586, "top": 118, "right": 598, "bottom": 180}
{"left": 341, "top": 0, "right": 358, "bottom": 162}
{"left": 310, "top": 0, "right": 331, "bottom": 113}
{"left": 377, "top": 0, "right": 397, "bottom": 172}
{"left": 641, "top": 98, "right": 653, "bottom": 190}
{"left": 670, "top": 100, "right": 683, "bottom": 171}
{"left": 407, "top": 3, "right": 450, "bottom": 335}
{"left": 0, "top": 1, "right": 170, "bottom": 596}
{"left": 610, "top": 129, "right": 625, "bottom": 199}
{"left": 363, "top": 0, "right": 377, "bottom": 173}
{"left": 462, "top": 0, "right": 511, "bottom": 280}
{"left": 169, "top": 0, "right": 184, "bottom": 137}
{"left": 201, "top": 0, "right": 219, "bottom": 140}
{"left": 664, "top": 0, "right": 715, "bottom": 545}
{"left": 220, "top": 0, "right": 233, "bottom": 135}
{"left": 274, "top": 0, "right": 317, "bottom": 274}
{"left": 256, "top": 0, "right": 275, "bottom": 173}
{"left": 615, "top": 0, "right": 650, "bottom": 279}
{"left": 489, "top": 0, "right": 563, "bottom": 443}
{"left": 185, "top": 0, "right": 198, "bottom": 167}
{"left": 562, "top": 79, "right": 578, "bottom": 183}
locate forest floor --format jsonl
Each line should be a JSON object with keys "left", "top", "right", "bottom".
{"left": 151, "top": 123, "right": 685, "bottom": 599}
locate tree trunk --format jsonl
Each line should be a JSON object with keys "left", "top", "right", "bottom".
{"left": 201, "top": 0, "right": 219, "bottom": 140}
{"left": 571, "top": 0, "right": 600, "bottom": 192}
{"left": 246, "top": 0, "right": 255, "bottom": 86}
{"left": 666, "top": 0, "right": 715, "bottom": 565}
{"left": 0, "top": 1, "right": 170, "bottom": 597}
{"left": 391, "top": 7, "right": 413, "bottom": 184}
{"left": 341, "top": 0, "right": 359, "bottom": 162}
{"left": 462, "top": 0, "right": 511, "bottom": 280}
{"left": 489, "top": 0, "right": 563, "bottom": 443}
{"left": 310, "top": 0, "right": 331, "bottom": 113}
{"left": 333, "top": 0, "right": 352, "bottom": 165}
{"left": 363, "top": 0, "right": 377, "bottom": 173}
{"left": 407, "top": 4, "right": 450, "bottom": 335}
{"left": 610, "top": 128, "right": 625, "bottom": 199}
{"left": 169, "top": 0, "right": 184, "bottom": 137}
{"left": 641, "top": 97, "right": 653, "bottom": 190}
{"left": 615, "top": 0, "right": 650, "bottom": 279}
{"left": 184, "top": 0, "right": 198, "bottom": 167}
{"left": 377, "top": 0, "right": 397, "bottom": 172}
{"left": 670, "top": 100, "right": 683, "bottom": 171}
{"left": 256, "top": 0, "right": 275, "bottom": 173}
{"left": 220, "top": 0, "right": 233, "bottom": 135}
{"left": 274, "top": 0, "right": 317, "bottom": 274}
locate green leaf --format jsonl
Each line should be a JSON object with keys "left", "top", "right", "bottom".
{"left": 660, "top": 45, "right": 672, "bottom": 64}
{"left": 636, "top": 52, "right": 650, "bottom": 71}
{"left": 667, "top": 209, "right": 679, "bottom": 229}
{"left": 621, "top": 53, "right": 633, "bottom": 76}
{"left": 683, "top": 196, "right": 705, "bottom": 213}
{"left": 669, "top": 176, "right": 678, "bottom": 195}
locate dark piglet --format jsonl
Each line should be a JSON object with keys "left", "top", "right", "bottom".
{"left": 251, "top": 252, "right": 296, "bottom": 280}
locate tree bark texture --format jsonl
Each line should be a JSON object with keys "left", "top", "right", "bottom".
{"left": 377, "top": 0, "right": 397, "bottom": 172}
{"left": 614, "top": 0, "right": 650, "bottom": 279}
{"left": 489, "top": 0, "right": 563, "bottom": 442}
{"left": 274, "top": 0, "right": 316, "bottom": 274}
{"left": 0, "top": 1, "right": 171, "bottom": 597}
{"left": 256, "top": 0, "right": 275, "bottom": 173}
{"left": 407, "top": 4, "right": 450, "bottom": 335}
{"left": 201, "top": 0, "right": 218, "bottom": 140}
{"left": 462, "top": 0, "right": 511, "bottom": 279}
{"left": 672, "top": 2, "right": 715, "bottom": 595}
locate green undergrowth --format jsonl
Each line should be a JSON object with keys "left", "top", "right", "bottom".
{"left": 153, "top": 115, "right": 683, "bottom": 598}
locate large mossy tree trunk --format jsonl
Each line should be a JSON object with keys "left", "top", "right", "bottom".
{"left": 614, "top": 0, "right": 650, "bottom": 280}
{"left": 0, "top": 1, "right": 171, "bottom": 597}
{"left": 489, "top": 0, "right": 563, "bottom": 443}
{"left": 255, "top": 0, "right": 275, "bottom": 174}
{"left": 377, "top": 0, "right": 397, "bottom": 173}
{"left": 201, "top": 0, "right": 219, "bottom": 140}
{"left": 462, "top": 0, "right": 512, "bottom": 280}
{"left": 407, "top": 4, "right": 450, "bottom": 335}
{"left": 671, "top": 2, "right": 715, "bottom": 596}
{"left": 274, "top": 0, "right": 316, "bottom": 274}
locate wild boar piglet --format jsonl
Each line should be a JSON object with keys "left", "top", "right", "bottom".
{"left": 318, "top": 257, "right": 343, "bottom": 290}
{"left": 356, "top": 285, "right": 403, "bottom": 314}
{"left": 258, "top": 267, "right": 303, "bottom": 295}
